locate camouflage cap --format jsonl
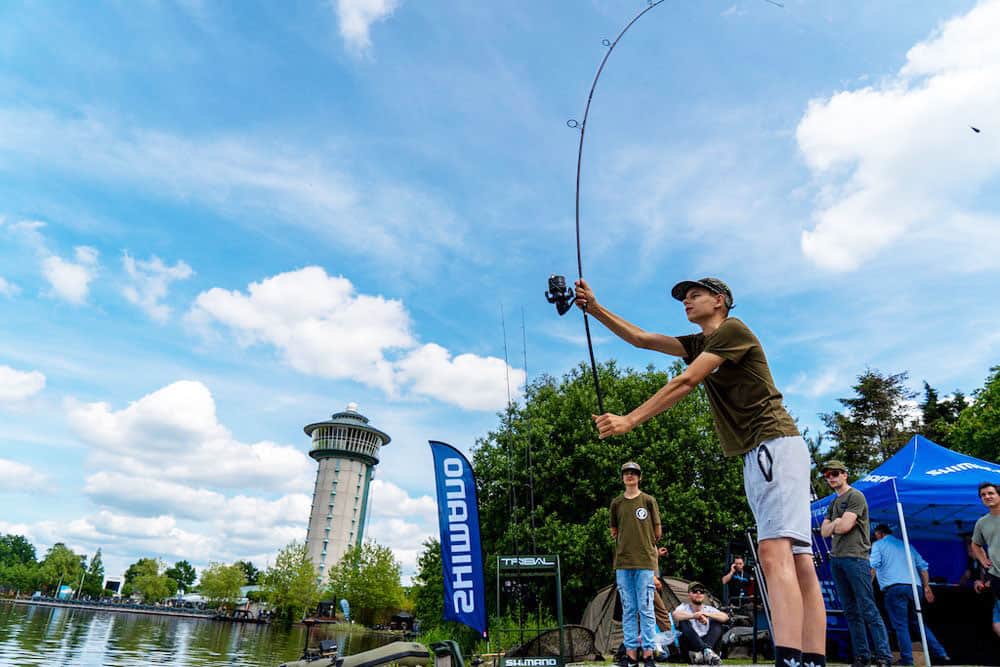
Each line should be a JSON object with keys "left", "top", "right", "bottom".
{"left": 821, "top": 459, "right": 848, "bottom": 473}
{"left": 621, "top": 461, "right": 642, "bottom": 474}
{"left": 687, "top": 581, "right": 708, "bottom": 593}
{"left": 671, "top": 277, "right": 734, "bottom": 309}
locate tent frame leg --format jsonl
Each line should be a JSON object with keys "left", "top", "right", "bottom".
{"left": 892, "top": 479, "right": 932, "bottom": 667}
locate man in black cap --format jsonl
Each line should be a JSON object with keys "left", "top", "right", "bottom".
{"left": 672, "top": 581, "right": 729, "bottom": 664}
{"left": 610, "top": 461, "right": 662, "bottom": 667}
{"left": 575, "top": 277, "right": 825, "bottom": 667}
{"left": 820, "top": 460, "right": 891, "bottom": 667}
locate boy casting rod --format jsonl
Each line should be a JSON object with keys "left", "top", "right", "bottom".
{"left": 545, "top": 0, "right": 783, "bottom": 416}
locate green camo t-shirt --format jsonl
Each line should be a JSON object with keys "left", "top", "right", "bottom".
{"left": 610, "top": 492, "right": 660, "bottom": 570}
{"left": 677, "top": 318, "right": 799, "bottom": 457}
{"left": 973, "top": 512, "right": 1000, "bottom": 577}
{"left": 826, "top": 487, "right": 871, "bottom": 558}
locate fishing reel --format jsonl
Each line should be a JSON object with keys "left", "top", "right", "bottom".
{"left": 545, "top": 274, "right": 576, "bottom": 316}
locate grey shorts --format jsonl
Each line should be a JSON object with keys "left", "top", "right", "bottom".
{"left": 742, "top": 435, "right": 813, "bottom": 555}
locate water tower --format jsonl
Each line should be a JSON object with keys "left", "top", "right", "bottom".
{"left": 304, "top": 403, "right": 390, "bottom": 583}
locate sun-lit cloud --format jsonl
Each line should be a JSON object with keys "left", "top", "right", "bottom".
{"left": 0, "top": 458, "right": 48, "bottom": 491}
{"left": 42, "top": 245, "right": 99, "bottom": 304}
{"left": 187, "top": 266, "right": 523, "bottom": 410}
{"left": 0, "top": 365, "right": 46, "bottom": 402}
{"left": 797, "top": 0, "right": 1000, "bottom": 271}
{"left": 121, "top": 252, "right": 194, "bottom": 322}
{"left": 334, "top": 0, "right": 400, "bottom": 54}
{"left": 0, "top": 276, "right": 19, "bottom": 297}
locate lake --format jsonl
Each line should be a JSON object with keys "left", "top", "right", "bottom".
{"left": 0, "top": 602, "right": 393, "bottom": 666}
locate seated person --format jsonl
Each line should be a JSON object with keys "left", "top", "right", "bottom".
{"left": 721, "top": 555, "right": 753, "bottom": 607}
{"left": 672, "top": 581, "right": 728, "bottom": 665}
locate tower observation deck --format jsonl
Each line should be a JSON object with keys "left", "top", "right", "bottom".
{"left": 303, "top": 403, "right": 390, "bottom": 584}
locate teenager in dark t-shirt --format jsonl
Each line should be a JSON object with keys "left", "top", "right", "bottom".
{"left": 576, "top": 277, "right": 825, "bottom": 667}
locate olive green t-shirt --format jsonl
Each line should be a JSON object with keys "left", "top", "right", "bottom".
{"left": 826, "top": 487, "right": 871, "bottom": 558}
{"left": 677, "top": 318, "right": 799, "bottom": 457}
{"left": 972, "top": 512, "right": 1000, "bottom": 577}
{"left": 610, "top": 492, "right": 661, "bottom": 570}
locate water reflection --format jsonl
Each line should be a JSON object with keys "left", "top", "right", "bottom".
{"left": 0, "top": 603, "right": 393, "bottom": 667}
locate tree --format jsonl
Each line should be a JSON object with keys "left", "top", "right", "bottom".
{"left": 164, "top": 560, "right": 197, "bottom": 593}
{"left": 413, "top": 539, "right": 444, "bottom": 626}
{"left": 919, "top": 382, "right": 968, "bottom": 445}
{"left": 262, "top": 541, "right": 321, "bottom": 621}
{"left": 81, "top": 548, "right": 105, "bottom": 598}
{"left": 234, "top": 559, "right": 260, "bottom": 585}
{"left": 326, "top": 541, "right": 405, "bottom": 626}
{"left": 947, "top": 366, "right": 1000, "bottom": 463}
{"left": 126, "top": 558, "right": 176, "bottom": 603}
{"left": 472, "top": 360, "right": 751, "bottom": 614}
{"left": 820, "top": 368, "right": 918, "bottom": 474}
{"left": 38, "top": 543, "right": 84, "bottom": 594}
{"left": 0, "top": 534, "right": 36, "bottom": 567}
{"left": 199, "top": 562, "right": 247, "bottom": 610}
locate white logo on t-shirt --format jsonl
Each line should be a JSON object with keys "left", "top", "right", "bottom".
{"left": 635, "top": 507, "right": 648, "bottom": 520}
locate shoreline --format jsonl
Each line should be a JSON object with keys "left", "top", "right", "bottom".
{"left": 2, "top": 597, "right": 217, "bottom": 621}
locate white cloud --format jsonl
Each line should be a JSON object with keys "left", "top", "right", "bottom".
{"left": 786, "top": 367, "right": 841, "bottom": 398}
{"left": 42, "top": 245, "right": 100, "bottom": 304}
{"left": 0, "top": 277, "right": 19, "bottom": 296}
{"left": 369, "top": 479, "right": 436, "bottom": 519}
{"left": 188, "top": 267, "right": 523, "bottom": 410}
{"left": 335, "top": 0, "right": 400, "bottom": 53}
{"left": 0, "top": 458, "right": 48, "bottom": 491}
{"left": 797, "top": 0, "right": 1000, "bottom": 271}
{"left": 121, "top": 252, "right": 194, "bottom": 322}
{"left": 66, "top": 380, "right": 313, "bottom": 492}
{"left": 0, "top": 365, "right": 46, "bottom": 402}
{"left": 367, "top": 480, "right": 437, "bottom": 581}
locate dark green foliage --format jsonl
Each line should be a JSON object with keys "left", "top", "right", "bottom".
{"left": 164, "top": 560, "right": 197, "bottom": 593}
{"left": 947, "top": 365, "right": 1000, "bottom": 463}
{"left": 919, "top": 381, "right": 968, "bottom": 445}
{"left": 472, "top": 360, "right": 750, "bottom": 616}
{"left": 81, "top": 548, "right": 105, "bottom": 598}
{"left": 0, "top": 534, "right": 36, "bottom": 567}
{"left": 234, "top": 559, "right": 260, "bottom": 585}
{"left": 820, "top": 369, "right": 918, "bottom": 475}
{"left": 325, "top": 541, "right": 405, "bottom": 626}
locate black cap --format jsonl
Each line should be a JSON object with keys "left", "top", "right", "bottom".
{"left": 671, "top": 278, "right": 734, "bottom": 309}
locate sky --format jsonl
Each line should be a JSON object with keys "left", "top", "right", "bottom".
{"left": 2, "top": 0, "right": 999, "bottom": 587}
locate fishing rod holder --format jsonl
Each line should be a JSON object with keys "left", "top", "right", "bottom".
{"left": 545, "top": 275, "right": 576, "bottom": 316}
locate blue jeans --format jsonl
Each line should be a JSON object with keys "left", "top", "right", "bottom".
{"left": 882, "top": 585, "right": 948, "bottom": 663}
{"left": 617, "top": 568, "right": 656, "bottom": 652}
{"left": 830, "top": 557, "right": 892, "bottom": 662}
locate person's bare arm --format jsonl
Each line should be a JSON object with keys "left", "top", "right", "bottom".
{"left": 574, "top": 279, "right": 686, "bottom": 356}
{"left": 820, "top": 518, "right": 836, "bottom": 538}
{"left": 610, "top": 527, "right": 618, "bottom": 539}
{"left": 672, "top": 606, "right": 694, "bottom": 622}
{"left": 834, "top": 512, "right": 858, "bottom": 534}
{"left": 722, "top": 568, "right": 735, "bottom": 585}
{"left": 971, "top": 542, "right": 993, "bottom": 570}
{"left": 920, "top": 569, "right": 935, "bottom": 603}
{"left": 655, "top": 524, "right": 663, "bottom": 542}
{"left": 593, "top": 352, "right": 725, "bottom": 438}
{"left": 706, "top": 607, "right": 729, "bottom": 623}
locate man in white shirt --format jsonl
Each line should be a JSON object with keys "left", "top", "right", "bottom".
{"left": 672, "top": 581, "right": 729, "bottom": 665}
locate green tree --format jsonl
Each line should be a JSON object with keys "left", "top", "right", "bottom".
{"left": 81, "top": 548, "right": 105, "bottom": 598}
{"left": 38, "top": 543, "right": 84, "bottom": 595}
{"left": 199, "top": 562, "right": 247, "bottom": 610}
{"left": 0, "top": 534, "right": 36, "bottom": 567}
{"left": 262, "top": 541, "right": 321, "bottom": 621}
{"left": 947, "top": 365, "right": 1000, "bottom": 463}
{"left": 820, "top": 368, "right": 918, "bottom": 474}
{"left": 123, "top": 557, "right": 161, "bottom": 596}
{"left": 473, "top": 360, "right": 751, "bottom": 614}
{"left": 413, "top": 539, "right": 444, "bottom": 626}
{"left": 164, "top": 560, "right": 197, "bottom": 593}
{"left": 919, "top": 382, "right": 968, "bottom": 445}
{"left": 326, "top": 541, "right": 404, "bottom": 626}
{"left": 234, "top": 559, "right": 260, "bottom": 585}
{"left": 0, "top": 561, "right": 40, "bottom": 594}
{"left": 126, "top": 558, "right": 176, "bottom": 603}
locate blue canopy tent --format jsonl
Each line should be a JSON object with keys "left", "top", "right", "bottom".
{"left": 810, "top": 435, "right": 1000, "bottom": 665}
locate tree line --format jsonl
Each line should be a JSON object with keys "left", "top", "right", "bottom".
{"left": 0, "top": 535, "right": 410, "bottom": 625}
{"left": 409, "top": 361, "right": 1000, "bottom": 645}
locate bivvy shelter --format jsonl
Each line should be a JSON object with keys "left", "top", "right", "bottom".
{"left": 810, "top": 435, "right": 1000, "bottom": 666}
{"left": 580, "top": 576, "right": 721, "bottom": 656}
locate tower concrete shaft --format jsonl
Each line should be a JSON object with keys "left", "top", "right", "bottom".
{"left": 304, "top": 403, "right": 390, "bottom": 585}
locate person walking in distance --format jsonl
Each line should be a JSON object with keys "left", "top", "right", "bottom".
{"left": 971, "top": 482, "right": 1000, "bottom": 638}
{"left": 576, "top": 277, "right": 826, "bottom": 667}
{"left": 820, "top": 460, "right": 892, "bottom": 667}
{"left": 611, "top": 461, "right": 662, "bottom": 667}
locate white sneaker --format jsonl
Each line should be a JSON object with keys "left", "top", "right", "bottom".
{"left": 703, "top": 649, "right": 721, "bottom": 666}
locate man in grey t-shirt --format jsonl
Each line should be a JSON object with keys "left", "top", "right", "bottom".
{"left": 972, "top": 481, "right": 1000, "bottom": 601}
{"left": 820, "top": 460, "right": 891, "bottom": 667}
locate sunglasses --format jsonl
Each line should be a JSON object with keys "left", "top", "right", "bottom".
{"left": 690, "top": 589, "right": 707, "bottom": 594}
{"left": 823, "top": 470, "right": 843, "bottom": 478}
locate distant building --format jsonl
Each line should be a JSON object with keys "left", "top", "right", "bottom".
{"left": 304, "top": 403, "right": 390, "bottom": 585}
{"left": 103, "top": 577, "right": 122, "bottom": 596}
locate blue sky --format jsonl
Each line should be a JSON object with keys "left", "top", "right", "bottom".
{"left": 2, "top": 0, "right": 998, "bottom": 585}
